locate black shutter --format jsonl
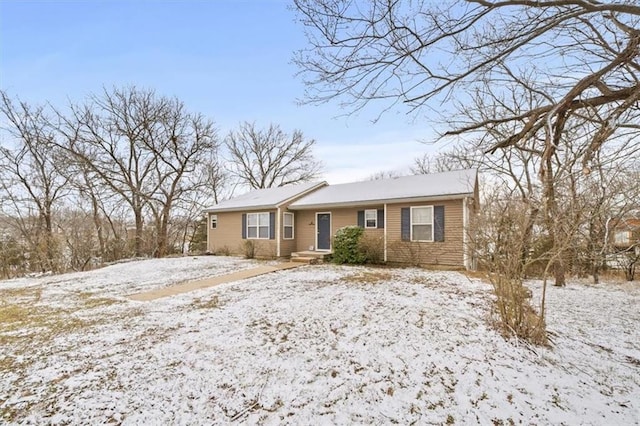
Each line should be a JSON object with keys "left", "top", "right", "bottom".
{"left": 241, "top": 213, "right": 247, "bottom": 239}
{"left": 434, "top": 205, "right": 445, "bottom": 242}
{"left": 357, "top": 210, "right": 364, "bottom": 228}
{"left": 401, "top": 208, "right": 410, "bottom": 241}
{"left": 377, "top": 209, "right": 384, "bottom": 229}
{"left": 269, "top": 212, "right": 275, "bottom": 239}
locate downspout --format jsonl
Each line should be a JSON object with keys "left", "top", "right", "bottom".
{"left": 384, "top": 203, "right": 388, "bottom": 263}
{"left": 462, "top": 197, "right": 469, "bottom": 270}
{"left": 276, "top": 207, "right": 281, "bottom": 258}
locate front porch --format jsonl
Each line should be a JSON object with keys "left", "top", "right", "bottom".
{"left": 290, "top": 250, "right": 332, "bottom": 264}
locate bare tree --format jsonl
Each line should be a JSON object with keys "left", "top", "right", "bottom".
{"left": 366, "top": 169, "right": 404, "bottom": 180}
{"left": 411, "top": 148, "right": 480, "bottom": 175}
{"left": 432, "top": 62, "right": 640, "bottom": 286}
{"left": 60, "top": 87, "right": 219, "bottom": 257}
{"left": 225, "top": 122, "right": 322, "bottom": 189}
{"left": 294, "top": 1, "right": 640, "bottom": 171}
{"left": 203, "top": 152, "right": 233, "bottom": 204}
{"left": 294, "top": 2, "right": 640, "bottom": 285}
{"left": 471, "top": 186, "right": 547, "bottom": 344}
{"left": 143, "top": 110, "right": 218, "bottom": 257}
{"left": 0, "top": 92, "right": 69, "bottom": 273}
{"left": 0, "top": 87, "right": 223, "bottom": 275}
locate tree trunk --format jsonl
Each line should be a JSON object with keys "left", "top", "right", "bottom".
{"left": 134, "top": 209, "right": 144, "bottom": 257}
{"left": 43, "top": 205, "right": 58, "bottom": 273}
{"left": 154, "top": 200, "right": 174, "bottom": 258}
{"left": 91, "top": 196, "right": 105, "bottom": 259}
{"left": 543, "top": 157, "right": 566, "bottom": 287}
{"left": 553, "top": 259, "right": 566, "bottom": 287}
{"left": 520, "top": 205, "right": 539, "bottom": 277}
{"left": 156, "top": 218, "right": 168, "bottom": 258}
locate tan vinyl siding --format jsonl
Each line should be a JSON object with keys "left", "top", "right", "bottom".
{"left": 295, "top": 210, "right": 318, "bottom": 251}
{"left": 386, "top": 199, "right": 464, "bottom": 267}
{"left": 207, "top": 210, "right": 276, "bottom": 258}
{"left": 280, "top": 238, "right": 297, "bottom": 257}
{"left": 279, "top": 209, "right": 297, "bottom": 257}
{"left": 208, "top": 197, "right": 468, "bottom": 267}
{"left": 207, "top": 207, "right": 303, "bottom": 258}
{"left": 295, "top": 207, "right": 384, "bottom": 252}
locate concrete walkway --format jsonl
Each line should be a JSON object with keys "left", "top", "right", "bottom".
{"left": 129, "top": 262, "right": 301, "bottom": 301}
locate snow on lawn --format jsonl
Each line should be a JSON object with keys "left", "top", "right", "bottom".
{"left": 0, "top": 255, "right": 262, "bottom": 297}
{"left": 1, "top": 259, "right": 639, "bottom": 425}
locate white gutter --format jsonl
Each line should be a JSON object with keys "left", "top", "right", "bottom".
{"left": 276, "top": 207, "right": 281, "bottom": 257}
{"left": 384, "top": 203, "right": 388, "bottom": 263}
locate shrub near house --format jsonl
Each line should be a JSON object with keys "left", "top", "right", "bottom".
{"left": 333, "top": 226, "right": 366, "bottom": 264}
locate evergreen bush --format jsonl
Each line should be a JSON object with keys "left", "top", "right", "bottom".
{"left": 333, "top": 226, "right": 366, "bottom": 264}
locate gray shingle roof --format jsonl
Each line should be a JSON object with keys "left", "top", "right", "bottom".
{"left": 205, "top": 181, "right": 327, "bottom": 212}
{"left": 289, "top": 169, "right": 477, "bottom": 209}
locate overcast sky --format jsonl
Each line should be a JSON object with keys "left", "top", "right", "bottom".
{"left": 0, "top": 0, "right": 441, "bottom": 183}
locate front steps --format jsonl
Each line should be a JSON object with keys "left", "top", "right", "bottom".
{"left": 290, "top": 251, "right": 332, "bottom": 264}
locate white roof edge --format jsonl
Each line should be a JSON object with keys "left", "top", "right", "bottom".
{"left": 289, "top": 193, "right": 474, "bottom": 210}
{"left": 276, "top": 181, "right": 328, "bottom": 207}
{"left": 289, "top": 169, "right": 478, "bottom": 209}
{"left": 203, "top": 181, "right": 328, "bottom": 214}
{"left": 204, "top": 204, "right": 277, "bottom": 213}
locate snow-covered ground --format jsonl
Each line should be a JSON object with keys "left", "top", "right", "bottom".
{"left": 1, "top": 257, "right": 638, "bottom": 424}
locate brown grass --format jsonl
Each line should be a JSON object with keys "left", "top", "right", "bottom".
{"left": 0, "top": 283, "right": 146, "bottom": 422}
{"left": 343, "top": 271, "right": 393, "bottom": 284}
{"left": 0, "top": 286, "right": 43, "bottom": 303}
{"left": 0, "top": 302, "right": 95, "bottom": 345}
{"left": 191, "top": 295, "right": 220, "bottom": 310}
{"left": 0, "top": 289, "right": 125, "bottom": 375}
{"left": 75, "top": 292, "right": 122, "bottom": 309}
{"left": 463, "top": 269, "right": 489, "bottom": 280}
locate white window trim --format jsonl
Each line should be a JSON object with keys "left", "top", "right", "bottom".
{"left": 410, "top": 206, "right": 434, "bottom": 242}
{"left": 246, "top": 212, "right": 270, "bottom": 240}
{"left": 210, "top": 214, "right": 218, "bottom": 229}
{"left": 364, "top": 209, "right": 377, "bottom": 229}
{"left": 283, "top": 212, "right": 294, "bottom": 240}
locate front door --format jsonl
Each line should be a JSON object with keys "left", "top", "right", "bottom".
{"left": 316, "top": 213, "right": 331, "bottom": 251}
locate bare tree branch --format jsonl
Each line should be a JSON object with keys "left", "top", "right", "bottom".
{"left": 225, "top": 122, "right": 322, "bottom": 189}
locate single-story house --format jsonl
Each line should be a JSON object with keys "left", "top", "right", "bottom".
{"left": 612, "top": 217, "right": 640, "bottom": 252}
{"left": 205, "top": 169, "right": 478, "bottom": 269}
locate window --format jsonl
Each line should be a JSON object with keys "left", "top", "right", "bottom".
{"left": 411, "top": 206, "right": 433, "bottom": 242}
{"left": 615, "top": 231, "right": 631, "bottom": 245}
{"left": 210, "top": 214, "right": 217, "bottom": 229}
{"left": 364, "top": 209, "right": 377, "bottom": 228}
{"left": 247, "top": 212, "right": 270, "bottom": 239}
{"left": 283, "top": 212, "right": 294, "bottom": 239}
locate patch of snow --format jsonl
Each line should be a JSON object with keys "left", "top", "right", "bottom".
{"left": 205, "top": 181, "right": 326, "bottom": 212}
{"left": 289, "top": 169, "right": 477, "bottom": 208}
{"left": 1, "top": 261, "right": 638, "bottom": 424}
{"left": 0, "top": 256, "right": 261, "bottom": 298}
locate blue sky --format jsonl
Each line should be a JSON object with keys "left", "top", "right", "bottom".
{"left": 0, "top": 0, "right": 439, "bottom": 183}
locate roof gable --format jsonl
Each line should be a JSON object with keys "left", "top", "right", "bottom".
{"left": 205, "top": 181, "right": 327, "bottom": 212}
{"left": 289, "top": 169, "right": 477, "bottom": 209}
{"left": 615, "top": 218, "right": 640, "bottom": 231}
